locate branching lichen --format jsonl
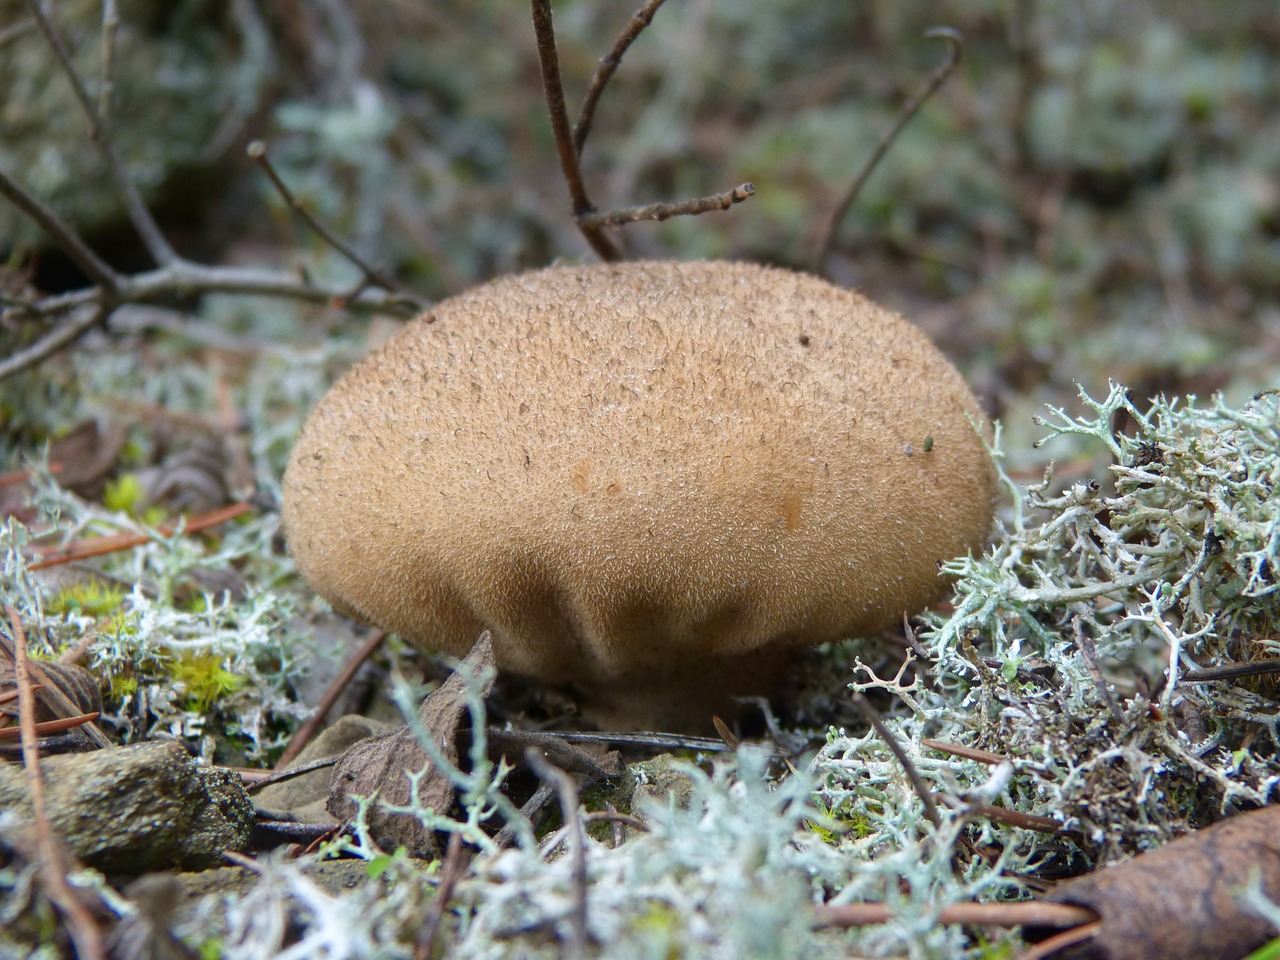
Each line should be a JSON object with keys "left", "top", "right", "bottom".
{"left": 916, "top": 383, "right": 1280, "bottom": 854}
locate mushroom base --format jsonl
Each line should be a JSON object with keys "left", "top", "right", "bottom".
{"left": 558, "top": 643, "right": 800, "bottom": 733}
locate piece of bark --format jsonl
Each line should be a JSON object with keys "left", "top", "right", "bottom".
{"left": 0, "top": 739, "right": 253, "bottom": 874}
{"left": 327, "top": 634, "right": 496, "bottom": 857}
{"left": 1027, "top": 805, "right": 1280, "bottom": 959}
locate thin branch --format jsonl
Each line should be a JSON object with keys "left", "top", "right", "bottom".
{"left": 414, "top": 832, "right": 472, "bottom": 960}
{"left": 24, "top": 0, "right": 179, "bottom": 266}
{"left": 0, "top": 167, "right": 120, "bottom": 291}
{"left": 525, "top": 748, "right": 589, "bottom": 960}
{"left": 98, "top": 0, "right": 119, "bottom": 126}
{"left": 1014, "top": 920, "right": 1103, "bottom": 960}
{"left": 0, "top": 265, "right": 420, "bottom": 383}
{"left": 29, "top": 501, "right": 253, "bottom": 570}
{"left": 812, "top": 900, "right": 1098, "bottom": 931}
{"left": 573, "top": 0, "right": 668, "bottom": 157}
{"left": 247, "top": 141, "right": 419, "bottom": 305}
{"left": 243, "top": 755, "right": 339, "bottom": 793}
{"left": 8, "top": 606, "right": 107, "bottom": 960}
{"left": 530, "top": 0, "right": 621, "bottom": 261}
{"left": 0, "top": 305, "right": 109, "bottom": 381}
{"left": 0, "top": 16, "right": 35, "bottom": 47}
{"left": 273, "top": 629, "right": 387, "bottom": 772}
{"left": 580, "top": 182, "right": 755, "bottom": 228}
{"left": 1182, "top": 659, "right": 1280, "bottom": 683}
{"left": 852, "top": 691, "right": 943, "bottom": 830}
{"left": 811, "top": 27, "right": 964, "bottom": 277}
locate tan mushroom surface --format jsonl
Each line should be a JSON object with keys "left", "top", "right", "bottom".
{"left": 283, "top": 260, "right": 996, "bottom": 730}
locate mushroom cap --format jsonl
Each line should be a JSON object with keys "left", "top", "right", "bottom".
{"left": 283, "top": 260, "right": 995, "bottom": 729}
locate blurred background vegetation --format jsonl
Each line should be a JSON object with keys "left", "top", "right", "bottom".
{"left": 4, "top": 0, "right": 1278, "bottom": 435}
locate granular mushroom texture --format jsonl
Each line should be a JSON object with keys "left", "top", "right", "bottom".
{"left": 283, "top": 260, "right": 996, "bottom": 730}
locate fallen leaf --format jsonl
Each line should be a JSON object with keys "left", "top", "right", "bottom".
{"left": 326, "top": 633, "right": 496, "bottom": 857}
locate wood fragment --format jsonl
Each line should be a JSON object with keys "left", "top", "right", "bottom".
{"left": 1024, "top": 806, "right": 1280, "bottom": 959}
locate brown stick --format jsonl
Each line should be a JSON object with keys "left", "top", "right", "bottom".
{"left": 530, "top": 0, "right": 621, "bottom": 262}
{"left": 852, "top": 692, "right": 942, "bottom": 830}
{"left": 1014, "top": 919, "right": 1103, "bottom": 960}
{"left": 273, "top": 629, "right": 387, "bottom": 772}
{"left": 0, "top": 711, "right": 101, "bottom": 740}
{"left": 813, "top": 900, "right": 1098, "bottom": 931}
{"left": 414, "top": 831, "right": 473, "bottom": 960}
{"left": 29, "top": 501, "right": 253, "bottom": 571}
{"left": 8, "top": 606, "right": 106, "bottom": 960}
{"left": 526, "top": 748, "right": 590, "bottom": 959}
{"left": 573, "top": 0, "right": 668, "bottom": 156}
{"left": 812, "top": 28, "right": 964, "bottom": 276}
{"left": 921, "top": 738, "right": 1011, "bottom": 766}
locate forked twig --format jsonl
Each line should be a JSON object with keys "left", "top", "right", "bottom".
{"left": 812, "top": 28, "right": 964, "bottom": 276}
{"left": 530, "top": 0, "right": 621, "bottom": 261}
{"left": 532, "top": 0, "right": 756, "bottom": 259}
{"left": 7, "top": 606, "right": 107, "bottom": 960}
{"left": 573, "top": 0, "right": 668, "bottom": 156}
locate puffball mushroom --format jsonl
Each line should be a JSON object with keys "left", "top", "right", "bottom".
{"left": 283, "top": 260, "right": 996, "bottom": 730}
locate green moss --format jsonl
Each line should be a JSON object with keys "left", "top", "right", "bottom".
{"left": 47, "top": 581, "right": 126, "bottom": 618}
{"left": 102, "top": 473, "right": 146, "bottom": 514}
{"left": 169, "top": 652, "right": 247, "bottom": 710}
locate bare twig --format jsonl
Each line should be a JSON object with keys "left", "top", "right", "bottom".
{"left": 584, "top": 809, "right": 648, "bottom": 833}
{"left": 1182, "top": 659, "right": 1280, "bottom": 683}
{"left": 0, "top": 711, "right": 102, "bottom": 740}
{"left": 98, "top": 0, "right": 119, "bottom": 126}
{"left": 581, "top": 183, "right": 755, "bottom": 228}
{"left": 0, "top": 16, "right": 35, "bottom": 47}
{"left": 246, "top": 141, "right": 419, "bottom": 306}
{"left": 0, "top": 264, "right": 419, "bottom": 383}
{"left": 242, "top": 755, "right": 339, "bottom": 792}
{"left": 530, "top": 0, "right": 621, "bottom": 262}
{"left": 495, "top": 782, "right": 555, "bottom": 850}
{"left": 23, "top": 0, "right": 178, "bottom": 266}
{"left": 414, "top": 831, "right": 472, "bottom": 960}
{"left": 1014, "top": 920, "right": 1103, "bottom": 960}
{"left": 0, "top": 305, "right": 110, "bottom": 381}
{"left": 852, "top": 692, "right": 942, "bottom": 830}
{"left": 30, "top": 500, "right": 253, "bottom": 571}
{"left": 273, "top": 629, "right": 388, "bottom": 772}
{"left": 921, "top": 739, "right": 1011, "bottom": 766}
{"left": 546, "top": 730, "right": 736, "bottom": 753}
{"left": 811, "top": 27, "right": 964, "bottom": 276}
{"left": 0, "top": 167, "right": 120, "bottom": 291}
{"left": 573, "top": 0, "right": 668, "bottom": 156}
{"left": 813, "top": 900, "right": 1097, "bottom": 931}
{"left": 8, "top": 606, "right": 107, "bottom": 960}
{"left": 525, "top": 748, "right": 589, "bottom": 960}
